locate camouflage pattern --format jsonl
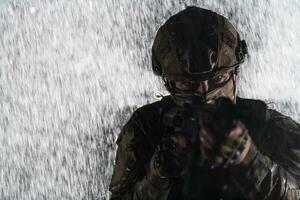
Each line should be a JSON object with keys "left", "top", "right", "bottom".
{"left": 152, "top": 6, "right": 247, "bottom": 82}
{"left": 109, "top": 6, "right": 299, "bottom": 200}
{"left": 109, "top": 96, "right": 300, "bottom": 200}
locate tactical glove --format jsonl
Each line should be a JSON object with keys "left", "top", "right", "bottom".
{"left": 199, "top": 98, "right": 256, "bottom": 168}
{"left": 146, "top": 131, "right": 189, "bottom": 188}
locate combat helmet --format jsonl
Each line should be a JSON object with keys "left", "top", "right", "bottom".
{"left": 152, "top": 6, "right": 247, "bottom": 103}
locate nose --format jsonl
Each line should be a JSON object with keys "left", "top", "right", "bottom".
{"left": 196, "top": 80, "right": 209, "bottom": 94}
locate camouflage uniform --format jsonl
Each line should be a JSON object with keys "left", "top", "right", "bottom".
{"left": 109, "top": 6, "right": 300, "bottom": 200}
{"left": 109, "top": 96, "right": 300, "bottom": 200}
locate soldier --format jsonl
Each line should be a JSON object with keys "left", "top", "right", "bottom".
{"left": 109, "top": 6, "right": 300, "bottom": 200}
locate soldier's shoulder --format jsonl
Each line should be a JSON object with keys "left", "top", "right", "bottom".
{"left": 131, "top": 95, "right": 175, "bottom": 122}
{"left": 236, "top": 96, "right": 268, "bottom": 119}
{"left": 236, "top": 96, "right": 290, "bottom": 120}
{"left": 236, "top": 96, "right": 267, "bottom": 107}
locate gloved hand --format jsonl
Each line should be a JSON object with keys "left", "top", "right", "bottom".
{"left": 146, "top": 131, "right": 190, "bottom": 188}
{"left": 199, "top": 97, "right": 257, "bottom": 168}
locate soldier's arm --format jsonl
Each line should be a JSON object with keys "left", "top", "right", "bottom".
{"left": 109, "top": 110, "right": 171, "bottom": 200}
{"left": 231, "top": 109, "right": 300, "bottom": 200}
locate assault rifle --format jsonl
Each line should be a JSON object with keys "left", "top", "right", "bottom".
{"left": 162, "top": 96, "right": 249, "bottom": 199}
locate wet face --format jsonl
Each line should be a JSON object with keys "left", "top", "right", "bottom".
{"left": 174, "top": 71, "right": 237, "bottom": 104}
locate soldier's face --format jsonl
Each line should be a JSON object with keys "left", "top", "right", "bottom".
{"left": 174, "top": 71, "right": 236, "bottom": 104}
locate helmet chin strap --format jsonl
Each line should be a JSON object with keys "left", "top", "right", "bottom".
{"left": 208, "top": 71, "right": 237, "bottom": 104}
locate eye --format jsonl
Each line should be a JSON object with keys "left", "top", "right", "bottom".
{"left": 212, "top": 72, "right": 231, "bottom": 84}
{"left": 182, "top": 81, "right": 193, "bottom": 87}
{"left": 175, "top": 81, "right": 198, "bottom": 91}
